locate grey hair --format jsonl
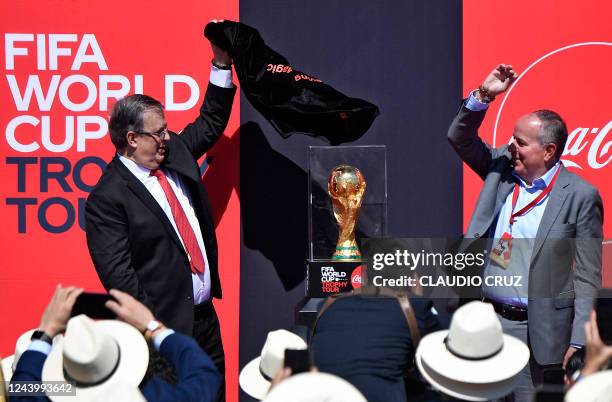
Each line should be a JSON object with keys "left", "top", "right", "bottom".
{"left": 532, "top": 109, "right": 568, "bottom": 160}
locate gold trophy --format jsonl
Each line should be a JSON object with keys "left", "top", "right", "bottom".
{"left": 328, "top": 165, "right": 366, "bottom": 261}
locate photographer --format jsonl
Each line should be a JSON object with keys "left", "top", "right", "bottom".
{"left": 9, "top": 285, "right": 220, "bottom": 402}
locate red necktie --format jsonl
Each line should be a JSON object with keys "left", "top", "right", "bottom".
{"left": 150, "top": 169, "right": 205, "bottom": 274}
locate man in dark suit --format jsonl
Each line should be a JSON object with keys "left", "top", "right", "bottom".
{"left": 311, "top": 292, "right": 440, "bottom": 402}
{"left": 85, "top": 27, "right": 236, "bottom": 401}
{"left": 9, "top": 286, "right": 221, "bottom": 402}
{"left": 448, "top": 64, "right": 603, "bottom": 401}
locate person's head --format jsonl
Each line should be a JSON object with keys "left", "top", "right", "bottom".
{"left": 263, "top": 372, "right": 367, "bottom": 402}
{"left": 109, "top": 95, "right": 169, "bottom": 170}
{"left": 41, "top": 314, "right": 149, "bottom": 401}
{"left": 509, "top": 109, "right": 567, "bottom": 184}
{"left": 415, "top": 301, "right": 530, "bottom": 400}
{"left": 239, "top": 329, "right": 308, "bottom": 400}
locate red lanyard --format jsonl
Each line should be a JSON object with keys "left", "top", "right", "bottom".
{"left": 509, "top": 166, "right": 561, "bottom": 225}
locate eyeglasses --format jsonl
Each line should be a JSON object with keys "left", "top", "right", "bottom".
{"left": 133, "top": 128, "right": 169, "bottom": 142}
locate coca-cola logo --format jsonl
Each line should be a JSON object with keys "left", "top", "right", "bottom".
{"left": 562, "top": 121, "right": 612, "bottom": 170}
{"left": 491, "top": 42, "right": 612, "bottom": 235}
{"left": 351, "top": 265, "right": 364, "bottom": 289}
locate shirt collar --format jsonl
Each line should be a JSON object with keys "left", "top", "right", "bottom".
{"left": 118, "top": 153, "right": 153, "bottom": 183}
{"left": 513, "top": 161, "right": 561, "bottom": 190}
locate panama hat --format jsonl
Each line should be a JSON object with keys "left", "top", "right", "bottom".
{"left": 263, "top": 372, "right": 367, "bottom": 402}
{"left": 2, "top": 329, "right": 35, "bottom": 381}
{"left": 42, "top": 315, "right": 149, "bottom": 402}
{"left": 416, "top": 301, "right": 529, "bottom": 401}
{"left": 239, "top": 329, "right": 307, "bottom": 400}
{"left": 565, "top": 370, "right": 612, "bottom": 402}
{"left": 2, "top": 329, "right": 63, "bottom": 381}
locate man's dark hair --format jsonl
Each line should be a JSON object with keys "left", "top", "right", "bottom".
{"left": 140, "top": 348, "right": 177, "bottom": 389}
{"left": 532, "top": 109, "right": 568, "bottom": 160}
{"left": 108, "top": 94, "right": 164, "bottom": 150}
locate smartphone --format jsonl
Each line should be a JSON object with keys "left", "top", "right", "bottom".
{"left": 71, "top": 292, "right": 117, "bottom": 319}
{"left": 284, "top": 349, "right": 311, "bottom": 375}
{"left": 542, "top": 368, "right": 564, "bottom": 385}
{"left": 596, "top": 289, "right": 612, "bottom": 345}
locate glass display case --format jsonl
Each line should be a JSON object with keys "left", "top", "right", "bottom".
{"left": 305, "top": 145, "right": 387, "bottom": 297}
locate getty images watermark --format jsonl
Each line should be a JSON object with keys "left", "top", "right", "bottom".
{"left": 370, "top": 247, "right": 523, "bottom": 288}
{"left": 361, "top": 238, "right": 605, "bottom": 298}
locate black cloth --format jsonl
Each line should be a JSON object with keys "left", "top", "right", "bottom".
{"left": 85, "top": 83, "right": 236, "bottom": 402}
{"left": 311, "top": 295, "right": 440, "bottom": 402}
{"left": 205, "top": 20, "right": 379, "bottom": 145}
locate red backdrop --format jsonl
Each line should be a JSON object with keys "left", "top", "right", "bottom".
{"left": 463, "top": 0, "right": 612, "bottom": 283}
{"left": 0, "top": 1, "right": 241, "bottom": 400}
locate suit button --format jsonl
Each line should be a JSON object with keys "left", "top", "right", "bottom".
{"left": 187, "top": 295, "right": 192, "bottom": 300}
{"left": 474, "top": 233, "right": 481, "bottom": 238}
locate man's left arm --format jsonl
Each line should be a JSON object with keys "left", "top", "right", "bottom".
{"left": 8, "top": 349, "right": 49, "bottom": 402}
{"left": 571, "top": 187, "right": 604, "bottom": 347}
{"left": 8, "top": 285, "right": 82, "bottom": 400}
{"left": 143, "top": 332, "right": 221, "bottom": 402}
{"left": 179, "top": 80, "right": 236, "bottom": 160}
{"left": 179, "top": 40, "right": 236, "bottom": 159}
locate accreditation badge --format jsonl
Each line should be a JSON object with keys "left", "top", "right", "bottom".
{"left": 490, "top": 231, "right": 512, "bottom": 269}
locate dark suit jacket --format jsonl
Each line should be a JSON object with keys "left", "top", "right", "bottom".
{"left": 311, "top": 295, "right": 440, "bottom": 402}
{"left": 9, "top": 333, "right": 220, "bottom": 402}
{"left": 85, "top": 83, "right": 236, "bottom": 335}
{"left": 142, "top": 332, "right": 221, "bottom": 402}
{"left": 448, "top": 104, "right": 603, "bottom": 365}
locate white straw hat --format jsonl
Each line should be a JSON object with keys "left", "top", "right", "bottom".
{"left": 2, "top": 329, "right": 62, "bottom": 381}
{"left": 263, "top": 372, "right": 367, "bottom": 402}
{"left": 565, "top": 370, "right": 612, "bottom": 402}
{"left": 2, "top": 329, "right": 35, "bottom": 381}
{"left": 239, "top": 329, "right": 307, "bottom": 400}
{"left": 416, "top": 301, "right": 530, "bottom": 401}
{"left": 42, "top": 315, "right": 149, "bottom": 402}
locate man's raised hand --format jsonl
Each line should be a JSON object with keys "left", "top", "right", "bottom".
{"left": 479, "top": 64, "right": 518, "bottom": 100}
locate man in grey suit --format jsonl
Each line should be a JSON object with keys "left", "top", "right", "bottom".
{"left": 448, "top": 64, "right": 603, "bottom": 401}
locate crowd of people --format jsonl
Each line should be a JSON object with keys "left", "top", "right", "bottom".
{"left": 2, "top": 285, "right": 611, "bottom": 401}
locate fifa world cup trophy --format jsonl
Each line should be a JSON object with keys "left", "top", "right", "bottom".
{"left": 328, "top": 165, "right": 366, "bottom": 261}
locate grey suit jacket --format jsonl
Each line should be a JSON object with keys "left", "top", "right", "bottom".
{"left": 448, "top": 104, "right": 603, "bottom": 365}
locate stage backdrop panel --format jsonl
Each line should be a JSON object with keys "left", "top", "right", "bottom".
{"left": 463, "top": 0, "right": 612, "bottom": 284}
{"left": 238, "top": 1, "right": 462, "bottom": 400}
{"left": 0, "top": 1, "right": 240, "bottom": 400}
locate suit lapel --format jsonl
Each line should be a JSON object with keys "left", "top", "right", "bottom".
{"left": 496, "top": 150, "right": 516, "bottom": 208}
{"left": 497, "top": 174, "right": 515, "bottom": 211}
{"left": 489, "top": 169, "right": 515, "bottom": 229}
{"left": 531, "top": 166, "right": 570, "bottom": 262}
{"left": 112, "top": 157, "right": 186, "bottom": 254}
